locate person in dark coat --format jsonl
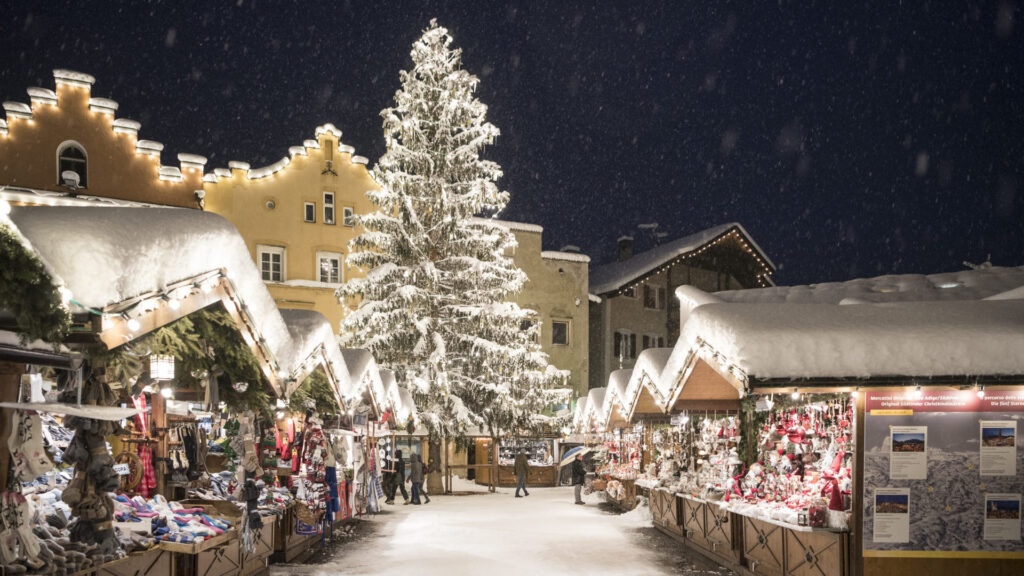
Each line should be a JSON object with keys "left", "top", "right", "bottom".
{"left": 571, "top": 454, "right": 586, "bottom": 504}
{"left": 386, "top": 449, "right": 409, "bottom": 505}
{"left": 514, "top": 450, "right": 530, "bottom": 497}
{"left": 407, "top": 452, "right": 425, "bottom": 505}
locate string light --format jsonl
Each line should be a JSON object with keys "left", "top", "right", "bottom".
{"left": 160, "top": 386, "right": 173, "bottom": 399}
{"left": 850, "top": 387, "right": 860, "bottom": 399}
{"left": 977, "top": 385, "right": 985, "bottom": 399}
{"left": 912, "top": 385, "right": 923, "bottom": 399}
{"left": 791, "top": 388, "right": 800, "bottom": 400}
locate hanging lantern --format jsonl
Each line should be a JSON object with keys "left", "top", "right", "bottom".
{"left": 150, "top": 355, "right": 175, "bottom": 381}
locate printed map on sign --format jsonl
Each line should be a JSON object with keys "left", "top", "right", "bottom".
{"left": 863, "top": 390, "right": 1024, "bottom": 554}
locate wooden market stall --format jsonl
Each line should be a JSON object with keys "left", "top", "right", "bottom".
{"left": 633, "top": 277, "right": 1024, "bottom": 576}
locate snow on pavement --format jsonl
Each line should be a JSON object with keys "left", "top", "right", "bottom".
{"left": 275, "top": 487, "right": 732, "bottom": 576}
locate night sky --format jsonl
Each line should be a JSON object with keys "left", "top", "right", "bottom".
{"left": 2, "top": 1, "right": 1022, "bottom": 285}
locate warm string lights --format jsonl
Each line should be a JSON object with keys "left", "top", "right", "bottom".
{"left": 611, "top": 227, "right": 775, "bottom": 297}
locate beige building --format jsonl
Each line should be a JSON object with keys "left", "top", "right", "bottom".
{"left": 202, "top": 124, "right": 377, "bottom": 332}
{"left": 0, "top": 69, "right": 204, "bottom": 207}
{"left": 492, "top": 220, "right": 590, "bottom": 401}
{"left": 0, "top": 69, "right": 591, "bottom": 403}
{"left": 588, "top": 223, "right": 774, "bottom": 389}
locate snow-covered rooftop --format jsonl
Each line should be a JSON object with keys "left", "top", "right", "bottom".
{"left": 0, "top": 205, "right": 391, "bottom": 407}
{"left": 715, "top": 265, "right": 1024, "bottom": 305}
{"left": 673, "top": 298, "right": 1024, "bottom": 382}
{"left": 473, "top": 217, "right": 543, "bottom": 234}
{"left": 590, "top": 223, "right": 774, "bottom": 295}
{"left": 541, "top": 250, "right": 591, "bottom": 263}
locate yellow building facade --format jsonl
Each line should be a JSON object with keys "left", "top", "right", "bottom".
{"left": 493, "top": 221, "right": 590, "bottom": 400}
{"left": 0, "top": 69, "right": 204, "bottom": 207}
{"left": 0, "top": 69, "right": 591, "bottom": 403}
{"left": 202, "top": 124, "right": 377, "bottom": 332}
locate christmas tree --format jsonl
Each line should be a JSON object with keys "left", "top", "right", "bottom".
{"left": 338, "top": 20, "right": 567, "bottom": 440}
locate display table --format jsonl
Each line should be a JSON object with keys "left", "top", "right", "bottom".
{"left": 666, "top": 496, "right": 849, "bottom": 576}
{"left": 239, "top": 517, "right": 277, "bottom": 576}
{"left": 604, "top": 476, "right": 638, "bottom": 511}
{"left": 492, "top": 464, "right": 557, "bottom": 487}
{"left": 162, "top": 530, "right": 241, "bottom": 576}
{"left": 99, "top": 547, "right": 173, "bottom": 576}
{"left": 272, "top": 504, "right": 321, "bottom": 564}
{"left": 649, "top": 488, "right": 683, "bottom": 539}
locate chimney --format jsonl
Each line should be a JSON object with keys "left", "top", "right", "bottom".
{"left": 617, "top": 236, "right": 634, "bottom": 261}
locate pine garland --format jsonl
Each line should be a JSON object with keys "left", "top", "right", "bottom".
{"left": 289, "top": 369, "right": 338, "bottom": 418}
{"left": 0, "top": 224, "right": 70, "bottom": 345}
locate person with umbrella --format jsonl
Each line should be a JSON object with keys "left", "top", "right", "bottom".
{"left": 514, "top": 449, "right": 530, "bottom": 497}
{"left": 572, "top": 453, "right": 587, "bottom": 505}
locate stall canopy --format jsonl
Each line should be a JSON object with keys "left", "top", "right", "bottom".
{"left": 664, "top": 265, "right": 1024, "bottom": 395}
{"left": 576, "top": 265, "right": 1024, "bottom": 433}
{"left": 0, "top": 203, "right": 412, "bottom": 410}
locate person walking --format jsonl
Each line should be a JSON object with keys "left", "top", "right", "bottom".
{"left": 514, "top": 449, "right": 530, "bottom": 498}
{"left": 571, "top": 453, "right": 586, "bottom": 505}
{"left": 387, "top": 449, "right": 409, "bottom": 505}
{"left": 407, "top": 452, "right": 425, "bottom": 505}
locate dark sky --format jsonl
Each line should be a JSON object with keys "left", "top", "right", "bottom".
{"left": 3, "top": 1, "right": 1022, "bottom": 285}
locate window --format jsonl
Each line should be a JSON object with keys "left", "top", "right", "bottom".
{"left": 644, "top": 285, "right": 666, "bottom": 309}
{"left": 551, "top": 320, "right": 569, "bottom": 346}
{"left": 343, "top": 206, "right": 355, "bottom": 227}
{"left": 323, "top": 192, "right": 335, "bottom": 224}
{"left": 642, "top": 334, "right": 664, "bottom": 351}
{"left": 57, "top": 142, "right": 87, "bottom": 188}
{"left": 317, "top": 251, "right": 342, "bottom": 284}
{"left": 303, "top": 202, "right": 316, "bottom": 223}
{"left": 613, "top": 330, "right": 636, "bottom": 360}
{"left": 257, "top": 245, "right": 285, "bottom": 282}
{"left": 323, "top": 139, "right": 334, "bottom": 160}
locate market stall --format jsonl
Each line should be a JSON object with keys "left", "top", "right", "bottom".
{"left": 474, "top": 436, "right": 559, "bottom": 488}
{"left": 643, "top": 276, "right": 1024, "bottom": 576}
{"left": 0, "top": 203, "right": 408, "bottom": 576}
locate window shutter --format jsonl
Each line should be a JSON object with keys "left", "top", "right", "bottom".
{"left": 629, "top": 334, "right": 637, "bottom": 359}
{"left": 658, "top": 288, "right": 666, "bottom": 309}
{"left": 614, "top": 332, "right": 622, "bottom": 358}
{"left": 658, "top": 337, "right": 665, "bottom": 347}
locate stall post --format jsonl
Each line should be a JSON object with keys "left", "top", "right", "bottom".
{"left": 0, "top": 361, "right": 22, "bottom": 489}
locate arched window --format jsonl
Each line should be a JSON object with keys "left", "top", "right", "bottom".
{"left": 57, "top": 142, "right": 88, "bottom": 188}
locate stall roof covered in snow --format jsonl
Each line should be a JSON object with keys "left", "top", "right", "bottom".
{"left": 589, "top": 223, "right": 774, "bottom": 295}
{"left": 669, "top": 265, "right": 1024, "bottom": 384}
{"left": 675, "top": 298, "right": 1024, "bottom": 381}
{"left": 0, "top": 205, "right": 399, "bottom": 406}
{"left": 715, "top": 265, "right": 1024, "bottom": 305}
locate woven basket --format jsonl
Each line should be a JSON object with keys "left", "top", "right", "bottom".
{"left": 592, "top": 478, "right": 607, "bottom": 491}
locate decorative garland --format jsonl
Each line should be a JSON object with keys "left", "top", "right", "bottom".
{"left": 289, "top": 369, "right": 338, "bottom": 419}
{"left": 0, "top": 225, "right": 70, "bottom": 344}
{"left": 90, "top": 307, "right": 273, "bottom": 416}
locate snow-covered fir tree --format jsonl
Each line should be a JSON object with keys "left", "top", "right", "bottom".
{"left": 338, "top": 20, "right": 567, "bottom": 440}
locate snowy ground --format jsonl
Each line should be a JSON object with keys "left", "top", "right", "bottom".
{"left": 271, "top": 486, "right": 733, "bottom": 576}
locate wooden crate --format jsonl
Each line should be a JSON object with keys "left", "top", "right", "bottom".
{"left": 99, "top": 548, "right": 173, "bottom": 576}
{"left": 783, "top": 527, "right": 847, "bottom": 576}
{"left": 650, "top": 489, "right": 683, "bottom": 536}
{"left": 168, "top": 532, "right": 241, "bottom": 576}
{"left": 741, "top": 516, "right": 785, "bottom": 576}
{"left": 239, "top": 520, "right": 276, "bottom": 576}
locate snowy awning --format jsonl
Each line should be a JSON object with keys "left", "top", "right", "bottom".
{"left": 664, "top": 272, "right": 1024, "bottom": 395}
{"left": 0, "top": 204, "right": 376, "bottom": 406}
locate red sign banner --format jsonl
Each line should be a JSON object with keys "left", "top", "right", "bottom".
{"left": 866, "top": 389, "right": 1024, "bottom": 413}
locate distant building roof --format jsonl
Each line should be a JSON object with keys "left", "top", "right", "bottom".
{"left": 590, "top": 223, "right": 774, "bottom": 295}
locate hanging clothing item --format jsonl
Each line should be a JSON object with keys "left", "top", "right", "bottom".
{"left": 300, "top": 424, "right": 328, "bottom": 514}
{"left": 8, "top": 410, "right": 53, "bottom": 481}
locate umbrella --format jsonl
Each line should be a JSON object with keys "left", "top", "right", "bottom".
{"left": 560, "top": 446, "right": 590, "bottom": 467}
